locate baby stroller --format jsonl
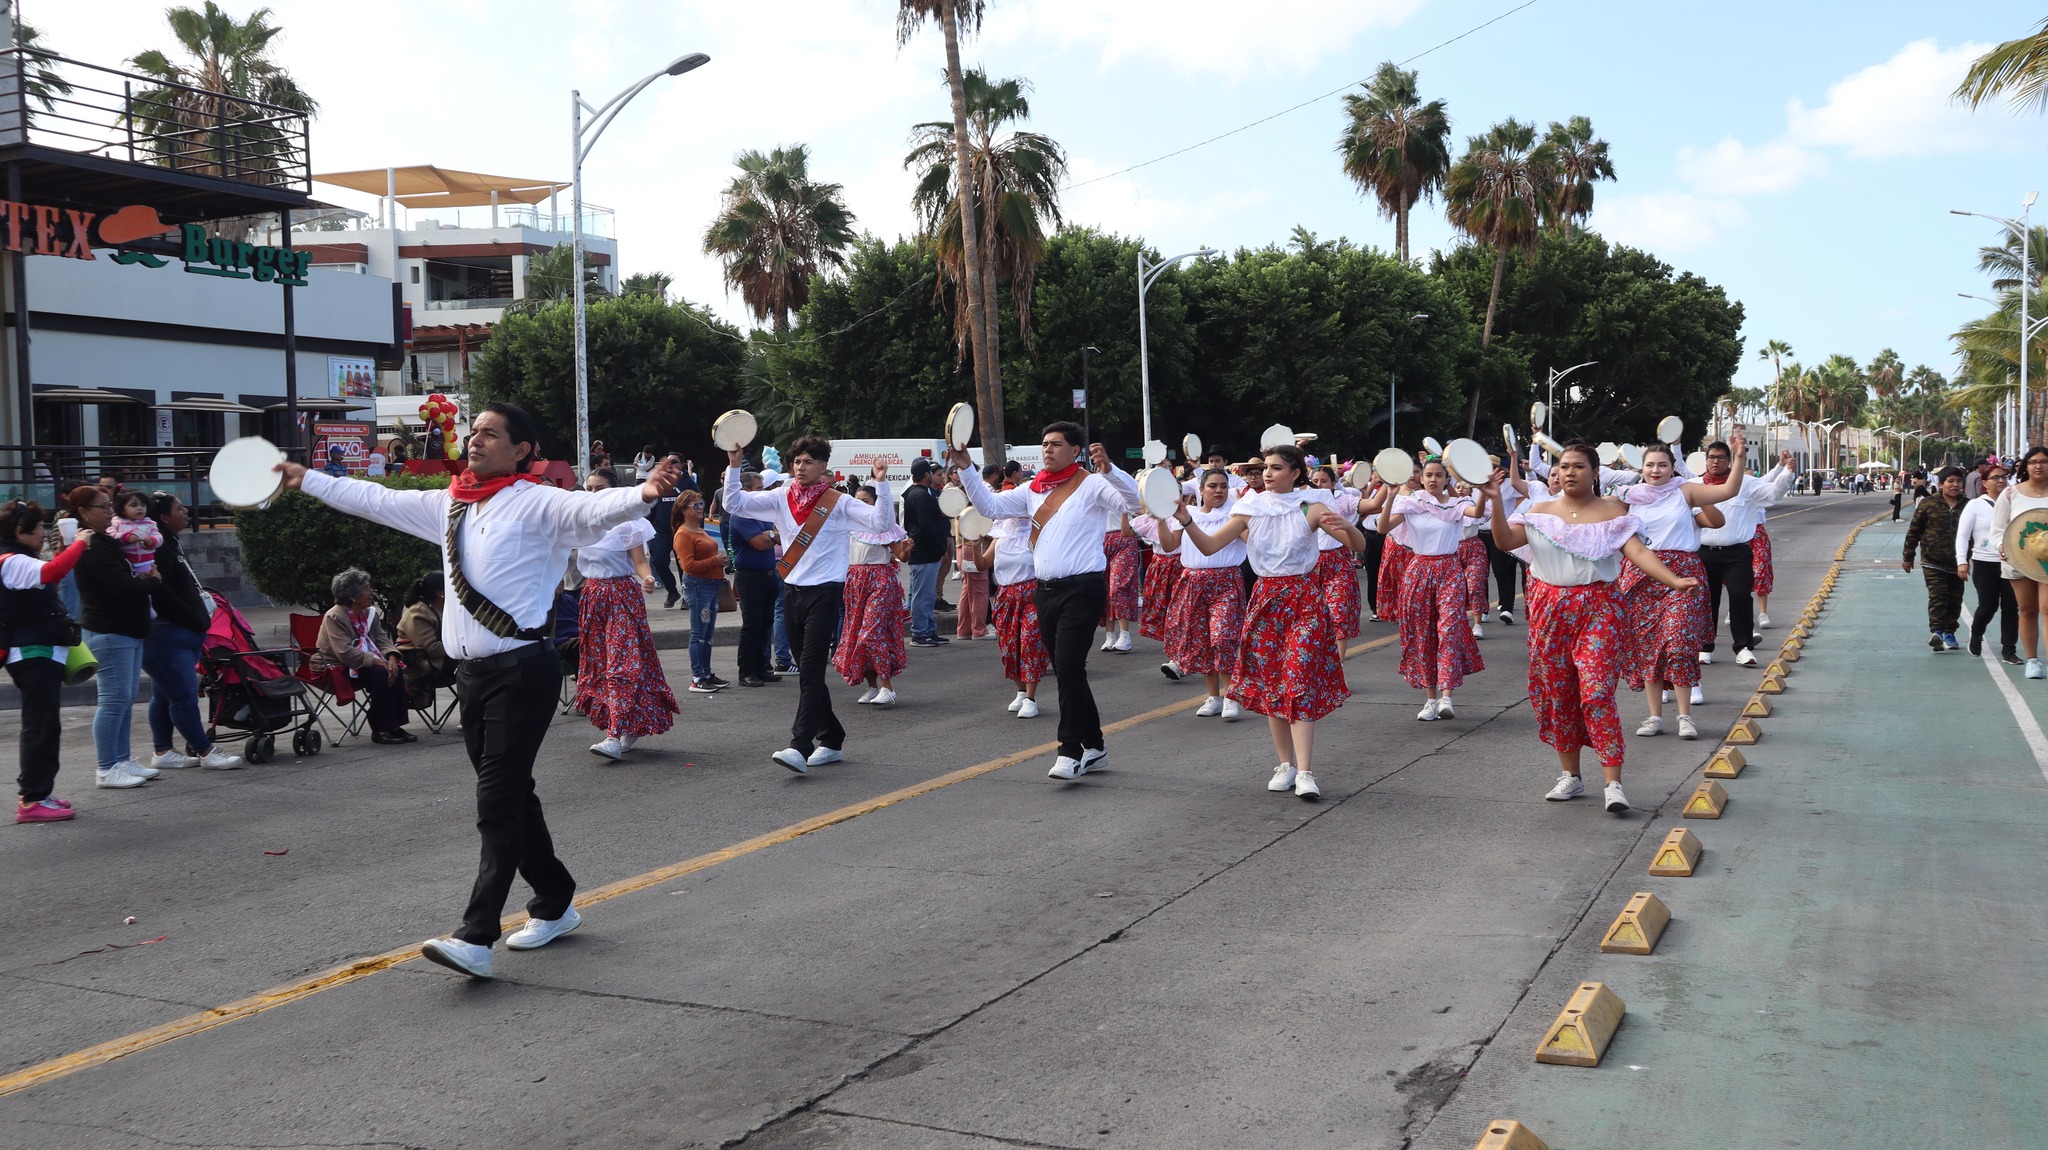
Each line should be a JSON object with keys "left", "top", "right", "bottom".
{"left": 197, "top": 589, "right": 323, "bottom": 763}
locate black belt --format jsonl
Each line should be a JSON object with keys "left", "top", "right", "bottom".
{"left": 1698, "top": 542, "right": 1751, "bottom": 552}
{"left": 1037, "top": 570, "right": 1106, "bottom": 590}
{"left": 458, "top": 641, "right": 551, "bottom": 674}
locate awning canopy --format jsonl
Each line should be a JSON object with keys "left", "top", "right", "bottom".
{"left": 266, "top": 398, "right": 371, "bottom": 413}
{"left": 33, "top": 387, "right": 147, "bottom": 404}
{"left": 155, "top": 398, "right": 265, "bottom": 415}
{"left": 312, "top": 165, "right": 568, "bottom": 208}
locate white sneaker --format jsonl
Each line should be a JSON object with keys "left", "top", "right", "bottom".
{"left": 505, "top": 905, "right": 581, "bottom": 951}
{"left": 618, "top": 735, "right": 638, "bottom": 753}
{"left": 1677, "top": 715, "right": 1699, "bottom": 740}
{"left": 1735, "top": 648, "right": 1757, "bottom": 666}
{"left": 1435, "top": 695, "right": 1454, "bottom": 719}
{"left": 420, "top": 937, "right": 493, "bottom": 979}
{"left": 1690, "top": 686, "right": 1705, "bottom": 706}
{"left": 1698, "top": 650, "right": 1713, "bottom": 665}
{"left": 1544, "top": 773, "right": 1584, "bottom": 801}
{"left": 150, "top": 749, "right": 199, "bottom": 769}
{"left": 1101, "top": 633, "right": 1117, "bottom": 652}
{"left": 772, "top": 748, "right": 809, "bottom": 774}
{"left": 1471, "top": 623, "right": 1485, "bottom": 639}
{"left": 1195, "top": 696, "right": 1223, "bottom": 717}
{"left": 1114, "top": 632, "right": 1132, "bottom": 652}
{"left": 1293, "top": 770, "right": 1321, "bottom": 800}
{"left": 1267, "top": 762, "right": 1297, "bottom": 792}
{"left": 117, "top": 759, "right": 160, "bottom": 780}
{"left": 1017, "top": 698, "right": 1039, "bottom": 718}
{"left": 589, "top": 736, "right": 625, "bottom": 761}
{"left": 1220, "top": 698, "right": 1242, "bottom": 722}
{"left": 201, "top": 748, "right": 244, "bottom": 770}
{"left": 1007, "top": 691, "right": 1026, "bottom": 713}
{"left": 95, "top": 767, "right": 146, "bottom": 789}
{"left": 2030, "top": 659, "right": 2047, "bottom": 680}
{"left": 1636, "top": 716, "right": 1664, "bottom": 737}
{"left": 1603, "top": 781, "right": 1630, "bottom": 813}
{"left": 1079, "top": 747, "right": 1108, "bottom": 774}
{"left": 1048, "top": 755, "right": 1082, "bottom": 780}
{"left": 807, "top": 746, "right": 844, "bottom": 767}
{"left": 1661, "top": 689, "right": 1674, "bottom": 703}
{"left": 1759, "top": 612, "right": 1772, "bottom": 628}
{"left": 1160, "top": 661, "right": 1184, "bottom": 682}
{"left": 856, "top": 688, "right": 878, "bottom": 705}
{"left": 1417, "top": 698, "right": 1441, "bottom": 721}
{"left": 870, "top": 688, "right": 897, "bottom": 707}
{"left": 1499, "top": 610, "right": 1514, "bottom": 625}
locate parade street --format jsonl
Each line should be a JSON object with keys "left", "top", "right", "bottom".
{"left": 5, "top": 492, "right": 2045, "bottom": 1149}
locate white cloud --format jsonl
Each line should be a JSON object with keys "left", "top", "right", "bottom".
{"left": 1060, "top": 155, "right": 1270, "bottom": 242}
{"left": 1004, "top": 0, "right": 1426, "bottom": 77}
{"left": 1590, "top": 192, "right": 1747, "bottom": 254}
{"left": 1785, "top": 38, "right": 1997, "bottom": 158}
{"left": 1675, "top": 138, "right": 1826, "bottom": 196}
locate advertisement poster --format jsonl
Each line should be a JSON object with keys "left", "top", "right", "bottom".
{"left": 328, "top": 354, "right": 376, "bottom": 399}
{"left": 311, "top": 420, "right": 372, "bottom": 474}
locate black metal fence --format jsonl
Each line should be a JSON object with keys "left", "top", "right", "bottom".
{"left": 0, "top": 443, "right": 307, "bottom": 525}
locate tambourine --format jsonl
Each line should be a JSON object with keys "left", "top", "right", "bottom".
{"left": 712, "top": 409, "right": 758, "bottom": 452}
{"left": 1442, "top": 438, "right": 1491, "bottom": 486}
{"left": 1345, "top": 459, "right": 1373, "bottom": 490}
{"left": 938, "top": 486, "right": 969, "bottom": 517}
{"left": 1138, "top": 467, "right": 1182, "bottom": 518}
{"left": 1530, "top": 431, "right": 1566, "bottom": 462}
{"left": 1502, "top": 423, "right": 1520, "bottom": 460}
{"left": 1421, "top": 436, "right": 1444, "bottom": 458}
{"left": 957, "top": 508, "right": 993, "bottom": 541}
{"left": 209, "top": 436, "right": 287, "bottom": 510}
{"left": 1656, "top": 415, "right": 1683, "bottom": 444}
{"left": 1686, "top": 450, "right": 1709, "bottom": 476}
{"left": 1529, "top": 401, "right": 1547, "bottom": 430}
{"left": 946, "top": 402, "right": 976, "bottom": 450}
{"left": 1182, "top": 432, "right": 1203, "bottom": 462}
{"left": 1142, "top": 439, "right": 1168, "bottom": 466}
{"left": 1260, "top": 423, "right": 1294, "bottom": 450}
{"left": 1373, "top": 447, "right": 1415, "bottom": 486}
{"left": 1619, "top": 443, "right": 1644, "bottom": 471}
{"left": 1596, "top": 442, "right": 1622, "bottom": 466}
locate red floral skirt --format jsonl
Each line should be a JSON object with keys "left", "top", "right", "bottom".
{"left": 1139, "top": 552, "right": 1185, "bottom": 640}
{"left": 834, "top": 562, "right": 909, "bottom": 685}
{"left": 993, "top": 579, "right": 1050, "bottom": 685}
{"left": 1164, "top": 566, "right": 1246, "bottom": 675}
{"left": 1619, "top": 549, "right": 1708, "bottom": 690}
{"left": 1459, "top": 535, "right": 1489, "bottom": 615}
{"left": 1101, "top": 532, "right": 1144, "bottom": 623}
{"left": 573, "top": 576, "right": 679, "bottom": 737}
{"left": 1751, "top": 524, "right": 1774, "bottom": 594}
{"left": 1397, "top": 553, "right": 1485, "bottom": 692}
{"left": 1314, "top": 546, "right": 1362, "bottom": 639}
{"left": 1228, "top": 573, "right": 1348, "bottom": 722}
{"left": 1525, "top": 578, "right": 1625, "bottom": 769}
{"left": 1377, "top": 539, "right": 1411, "bottom": 621}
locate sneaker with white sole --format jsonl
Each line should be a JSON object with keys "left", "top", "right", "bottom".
{"left": 1160, "top": 661, "right": 1184, "bottom": 682}
{"left": 95, "top": 767, "right": 146, "bottom": 789}
{"left": 1471, "top": 622, "right": 1484, "bottom": 640}
{"left": 772, "top": 748, "right": 809, "bottom": 774}
{"left": 199, "top": 748, "right": 243, "bottom": 770}
{"left": 1544, "top": 773, "right": 1584, "bottom": 801}
{"left": 807, "top": 746, "right": 844, "bottom": 767}
{"left": 117, "top": 759, "right": 160, "bottom": 780}
{"left": 1759, "top": 612, "right": 1772, "bottom": 628}
{"left": 1006, "top": 691, "right": 1025, "bottom": 713}
{"left": 1017, "top": 698, "right": 1039, "bottom": 718}
{"left": 1417, "top": 698, "right": 1441, "bottom": 721}
{"left": 1698, "top": 650, "right": 1713, "bottom": 665}
{"left": 1267, "top": 762, "right": 1297, "bottom": 792}
{"left": 869, "top": 688, "right": 897, "bottom": 707}
{"left": 1048, "top": 755, "right": 1082, "bottom": 780}
{"left": 2029, "top": 659, "right": 2046, "bottom": 680}
{"left": 1435, "top": 695, "right": 1455, "bottom": 719}
{"left": 1195, "top": 696, "right": 1223, "bottom": 717}
{"left": 1079, "top": 747, "right": 1108, "bottom": 774}
{"left": 619, "top": 734, "right": 639, "bottom": 753}
{"left": 589, "top": 737, "right": 625, "bottom": 761}
{"left": 1735, "top": 648, "right": 1757, "bottom": 666}
{"left": 150, "top": 749, "right": 199, "bottom": 769}
{"left": 1690, "top": 686, "right": 1705, "bottom": 706}
{"left": 1677, "top": 715, "right": 1699, "bottom": 740}
{"left": 1661, "top": 689, "right": 1674, "bottom": 704}
{"left": 1603, "top": 781, "right": 1630, "bottom": 813}
{"left": 1100, "top": 634, "right": 1117, "bottom": 652}
{"left": 1114, "top": 632, "right": 1132, "bottom": 652}
{"left": 856, "top": 688, "right": 878, "bottom": 704}
{"left": 1499, "top": 610, "right": 1514, "bottom": 625}
{"left": 1220, "top": 698, "right": 1242, "bottom": 722}
{"left": 1293, "top": 770, "right": 1321, "bottom": 801}
{"left": 420, "top": 937, "right": 493, "bottom": 978}
{"left": 1636, "top": 716, "right": 1664, "bottom": 737}
{"left": 505, "top": 905, "right": 581, "bottom": 950}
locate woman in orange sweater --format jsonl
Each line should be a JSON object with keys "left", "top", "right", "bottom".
{"left": 672, "top": 491, "right": 730, "bottom": 692}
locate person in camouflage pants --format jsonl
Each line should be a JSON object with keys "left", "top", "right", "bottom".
{"left": 1904, "top": 466, "right": 1967, "bottom": 650}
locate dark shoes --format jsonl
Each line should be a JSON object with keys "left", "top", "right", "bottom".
{"left": 372, "top": 730, "right": 418, "bottom": 745}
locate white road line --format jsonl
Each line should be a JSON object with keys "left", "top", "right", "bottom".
{"left": 1958, "top": 603, "right": 2048, "bottom": 782}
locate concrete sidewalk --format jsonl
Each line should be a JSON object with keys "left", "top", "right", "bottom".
{"left": 1412, "top": 515, "right": 2048, "bottom": 1149}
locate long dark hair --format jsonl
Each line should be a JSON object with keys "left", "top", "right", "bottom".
{"left": 404, "top": 570, "right": 444, "bottom": 607}
{"left": 147, "top": 490, "right": 183, "bottom": 537}
{"left": 0, "top": 498, "right": 46, "bottom": 540}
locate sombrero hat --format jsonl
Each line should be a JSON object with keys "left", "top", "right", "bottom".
{"left": 2004, "top": 506, "right": 2048, "bottom": 583}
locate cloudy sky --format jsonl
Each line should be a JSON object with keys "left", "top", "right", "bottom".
{"left": 35, "top": 0, "right": 2048, "bottom": 394}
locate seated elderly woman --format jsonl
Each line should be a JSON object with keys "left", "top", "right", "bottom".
{"left": 313, "top": 567, "right": 416, "bottom": 744}
{"left": 396, "top": 570, "right": 455, "bottom": 707}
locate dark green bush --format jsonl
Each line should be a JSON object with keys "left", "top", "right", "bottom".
{"left": 234, "top": 474, "right": 450, "bottom": 613}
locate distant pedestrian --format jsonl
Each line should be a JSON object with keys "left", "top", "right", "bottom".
{"left": 1958, "top": 463, "right": 2019, "bottom": 662}
{"left": 903, "top": 458, "right": 950, "bottom": 646}
{"left": 1904, "top": 466, "right": 1967, "bottom": 652}
{"left": 4, "top": 499, "right": 87, "bottom": 822}
{"left": 672, "top": 490, "right": 730, "bottom": 694}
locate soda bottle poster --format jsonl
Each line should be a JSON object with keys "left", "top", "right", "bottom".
{"left": 327, "top": 355, "right": 376, "bottom": 399}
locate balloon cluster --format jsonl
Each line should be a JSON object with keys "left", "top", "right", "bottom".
{"left": 417, "top": 394, "right": 460, "bottom": 460}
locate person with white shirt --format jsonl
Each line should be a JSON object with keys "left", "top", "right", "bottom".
{"left": 949, "top": 423, "right": 1141, "bottom": 780}
{"left": 1172, "top": 444, "right": 1365, "bottom": 800}
{"left": 721, "top": 435, "right": 896, "bottom": 775}
{"left": 572, "top": 467, "right": 677, "bottom": 762}
{"left": 1991, "top": 447, "right": 2048, "bottom": 676}
{"left": 1476, "top": 446, "right": 1700, "bottom": 813}
{"left": 1617, "top": 442, "right": 1743, "bottom": 739}
{"left": 282, "top": 403, "right": 681, "bottom": 980}
{"left": 1956, "top": 461, "right": 2019, "bottom": 662}
{"left": 1694, "top": 441, "right": 1795, "bottom": 667}
{"left": 1456, "top": 482, "right": 1493, "bottom": 638}
{"left": 1158, "top": 469, "right": 1249, "bottom": 720}
{"left": 977, "top": 514, "right": 1048, "bottom": 718}
{"left": 1382, "top": 459, "right": 1488, "bottom": 721}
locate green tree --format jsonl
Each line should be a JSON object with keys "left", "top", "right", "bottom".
{"left": 235, "top": 475, "right": 448, "bottom": 614}
{"left": 1542, "top": 116, "right": 1615, "bottom": 235}
{"left": 1444, "top": 118, "right": 1556, "bottom": 432}
{"left": 467, "top": 293, "right": 748, "bottom": 463}
{"left": 15, "top": 22, "right": 74, "bottom": 115}
{"left": 506, "top": 243, "right": 608, "bottom": 316}
{"left": 620, "top": 271, "right": 673, "bottom": 299}
{"left": 1756, "top": 338, "right": 1793, "bottom": 406}
{"left": 1336, "top": 62, "right": 1452, "bottom": 265}
{"left": 702, "top": 144, "right": 858, "bottom": 334}
{"left": 1955, "top": 17, "right": 2048, "bottom": 114}
{"left": 1975, "top": 224, "right": 2048, "bottom": 292}
{"left": 128, "top": 2, "right": 316, "bottom": 181}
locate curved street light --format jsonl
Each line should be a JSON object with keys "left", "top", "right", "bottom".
{"left": 1952, "top": 192, "right": 2038, "bottom": 464}
{"left": 1137, "top": 249, "right": 1217, "bottom": 446}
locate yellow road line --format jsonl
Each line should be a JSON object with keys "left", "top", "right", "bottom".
{"left": 0, "top": 632, "right": 1401, "bottom": 1097}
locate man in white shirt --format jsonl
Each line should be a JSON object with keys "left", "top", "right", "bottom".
{"left": 1696, "top": 444, "right": 1796, "bottom": 665}
{"left": 281, "top": 403, "right": 679, "bottom": 980}
{"left": 722, "top": 434, "right": 895, "bottom": 775}
{"left": 950, "top": 422, "right": 1141, "bottom": 780}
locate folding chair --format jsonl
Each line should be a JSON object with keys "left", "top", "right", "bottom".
{"left": 401, "top": 648, "right": 460, "bottom": 734}
{"left": 289, "top": 613, "right": 369, "bottom": 745}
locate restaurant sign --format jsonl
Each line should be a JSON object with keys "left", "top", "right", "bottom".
{"left": 18, "top": 201, "right": 309, "bottom": 286}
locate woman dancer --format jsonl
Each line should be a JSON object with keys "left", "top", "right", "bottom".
{"left": 1458, "top": 480, "right": 1493, "bottom": 639}
{"left": 1475, "top": 446, "right": 1700, "bottom": 813}
{"left": 573, "top": 467, "right": 678, "bottom": 760}
{"left": 1749, "top": 519, "right": 1775, "bottom": 628}
{"left": 1100, "top": 509, "right": 1144, "bottom": 652}
{"left": 1382, "top": 459, "right": 1486, "bottom": 720}
{"left": 1159, "top": 469, "right": 1248, "bottom": 720}
{"left": 980, "top": 515, "right": 1049, "bottom": 718}
{"left": 1619, "top": 443, "right": 1741, "bottom": 740}
{"left": 1174, "top": 445, "right": 1364, "bottom": 800}
{"left": 1134, "top": 507, "right": 1186, "bottom": 657}
{"left": 1307, "top": 465, "right": 1364, "bottom": 640}
{"left": 1993, "top": 446, "right": 2048, "bottom": 678}
{"left": 836, "top": 486, "right": 911, "bottom": 706}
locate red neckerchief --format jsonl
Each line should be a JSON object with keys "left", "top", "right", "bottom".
{"left": 786, "top": 480, "right": 832, "bottom": 523}
{"left": 1030, "top": 461, "right": 1083, "bottom": 494}
{"left": 449, "top": 470, "right": 537, "bottom": 504}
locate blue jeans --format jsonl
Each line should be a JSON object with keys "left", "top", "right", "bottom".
{"left": 683, "top": 575, "right": 721, "bottom": 681}
{"left": 908, "top": 561, "right": 941, "bottom": 640}
{"left": 84, "top": 630, "right": 145, "bottom": 770}
{"left": 143, "top": 622, "right": 212, "bottom": 754}
{"left": 58, "top": 571, "right": 79, "bottom": 618}
{"left": 772, "top": 582, "right": 792, "bottom": 666}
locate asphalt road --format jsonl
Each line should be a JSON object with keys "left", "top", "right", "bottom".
{"left": 0, "top": 493, "right": 1875, "bottom": 1149}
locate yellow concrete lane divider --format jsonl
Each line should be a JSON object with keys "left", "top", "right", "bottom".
{"left": 1598, "top": 891, "right": 1672, "bottom": 955}
{"left": 1704, "top": 746, "right": 1746, "bottom": 779}
{"left": 1534, "top": 981, "right": 1626, "bottom": 1066}
{"left": 1740, "top": 693, "right": 1773, "bottom": 719}
{"left": 1649, "top": 827, "right": 1704, "bottom": 876}
{"left": 1725, "top": 716, "right": 1763, "bottom": 744}
{"left": 1473, "top": 1119, "right": 1551, "bottom": 1150}
{"left": 1682, "top": 780, "right": 1729, "bottom": 819}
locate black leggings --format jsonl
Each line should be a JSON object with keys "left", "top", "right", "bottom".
{"left": 1969, "top": 559, "right": 2019, "bottom": 652}
{"left": 1481, "top": 530, "right": 1522, "bottom": 615}
{"left": 1361, "top": 529, "right": 1384, "bottom": 614}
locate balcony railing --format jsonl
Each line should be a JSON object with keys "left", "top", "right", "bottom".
{"left": 0, "top": 45, "right": 311, "bottom": 193}
{"left": 287, "top": 203, "right": 616, "bottom": 239}
{"left": 422, "top": 297, "right": 513, "bottom": 311}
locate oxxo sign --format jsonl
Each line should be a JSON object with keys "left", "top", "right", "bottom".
{"left": 16, "top": 199, "right": 309, "bottom": 287}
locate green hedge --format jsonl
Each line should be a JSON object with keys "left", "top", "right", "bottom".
{"left": 233, "top": 474, "right": 450, "bottom": 613}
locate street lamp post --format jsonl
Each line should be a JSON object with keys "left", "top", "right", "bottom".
{"left": 1545, "top": 360, "right": 1599, "bottom": 441}
{"left": 1952, "top": 192, "right": 2038, "bottom": 454}
{"left": 1816, "top": 419, "right": 1844, "bottom": 475}
{"left": 1079, "top": 345, "right": 1100, "bottom": 446}
{"left": 572, "top": 52, "right": 709, "bottom": 479}
{"left": 1137, "top": 249, "right": 1216, "bottom": 446}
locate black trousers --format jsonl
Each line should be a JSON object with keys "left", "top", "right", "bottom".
{"left": 1361, "top": 528, "right": 1383, "bottom": 614}
{"left": 9, "top": 657, "right": 62, "bottom": 802}
{"left": 646, "top": 528, "right": 680, "bottom": 599}
{"left": 784, "top": 581, "right": 845, "bottom": 755}
{"left": 1481, "top": 530, "right": 1522, "bottom": 615}
{"left": 455, "top": 646, "right": 574, "bottom": 946}
{"left": 735, "top": 568, "right": 778, "bottom": 679}
{"left": 1699, "top": 543, "right": 1757, "bottom": 653}
{"left": 354, "top": 663, "right": 410, "bottom": 735}
{"left": 1035, "top": 571, "right": 1108, "bottom": 759}
{"left": 1969, "top": 559, "right": 2017, "bottom": 650}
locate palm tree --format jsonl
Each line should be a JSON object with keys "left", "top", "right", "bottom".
{"left": 906, "top": 69, "right": 1067, "bottom": 371}
{"left": 1953, "top": 291, "right": 2046, "bottom": 444}
{"left": 702, "top": 144, "right": 858, "bottom": 334}
{"left": 1955, "top": 17, "right": 2048, "bottom": 114}
{"left": 14, "top": 22, "right": 74, "bottom": 115}
{"left": 1541, "top": 115, "right": 1615, "bottom": 235}
{"left": 620, "top": 271, "right": 673, "bottom": 299}
{"left": 1335, "top": 62, "right": 1451, "bottom": 264}
{"left": 505, "top": 243, "right": 608, "bottom": 316}
{"left": 1757, "top": 339, "right": 1793, "bottom": 408}
{"left": 1865, "top": 349, "right": 1904, "bottom": 405}
{"left": 127, "top": 3, "right": 317, "bottom": 182}
{"left": 1976, "top": 224, "right": 2048, "bottom": 292}
{"left": 1444, "top": 117, "right": 1555, "bottom": 431}
{"left": 897, "top": 0, "right": 1004, "bottom": 464}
